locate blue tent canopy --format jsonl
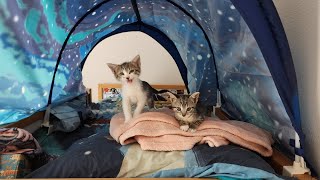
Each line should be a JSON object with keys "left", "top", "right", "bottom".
{"left": 0, "top": 0, "right": 305, "bottom": 165}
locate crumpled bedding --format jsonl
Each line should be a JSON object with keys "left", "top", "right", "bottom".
{"left": 26, "top": 132, "right": 289, "bottom": 179}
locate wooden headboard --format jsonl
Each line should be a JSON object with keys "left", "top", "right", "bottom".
{"left": 97, "top": 83, "right": 186, "bottom": 101}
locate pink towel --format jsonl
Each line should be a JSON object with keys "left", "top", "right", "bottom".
{"left": 110, "top": 109, "right": 274, "bottom": 157}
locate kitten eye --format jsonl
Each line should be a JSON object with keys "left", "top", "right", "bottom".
{"left": 175, "top": 107, "right": 181, "bottom": 111}
{"left": 187, "top": 107, "right": 192, "bottom": 111}
{"left": 129, "top": 70, "right": 134, "bottom": 74}
{"left": 119, "top": 72, "right": 124, "bottom": 76}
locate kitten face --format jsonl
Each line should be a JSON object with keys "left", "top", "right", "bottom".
{"left": 107, "top": 55, "right": 141, "bottom": 84}
{"left": 165, "top": 92, "right": 200, "bottom": 120}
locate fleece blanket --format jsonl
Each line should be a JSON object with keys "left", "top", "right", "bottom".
{"left": 110, "top": 109, "right": 274, "bottom": 157}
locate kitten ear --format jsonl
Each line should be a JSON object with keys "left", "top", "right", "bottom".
{"left": 107, "top": 63, "right": 117, "bottom": 74}
{"left": 190, "top": 92, "right": 200, "bottom": 103}
{"left": 162, "top": 92, "right": 177, "bottom": 102}
{"left": 131, "top": 55, "right": 140, "bottom": 68}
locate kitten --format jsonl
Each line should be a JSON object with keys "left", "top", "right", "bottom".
{"left": 107, "top": 55, "right": 167, "bottom": 122}
{"left": 164, "top": 92, "right": 204, "bottom": 133}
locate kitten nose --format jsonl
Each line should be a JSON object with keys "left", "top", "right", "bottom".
{"left": 126, "top": 77, "right": 129, "bottom": 80}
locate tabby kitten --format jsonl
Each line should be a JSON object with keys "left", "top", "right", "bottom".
{"left": 164, "top": 92, "right": 204, "bottom": 132}
{"left": 107, "top": 55, "right": 165, "bottom": 122}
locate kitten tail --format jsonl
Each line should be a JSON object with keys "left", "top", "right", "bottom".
{"left": 162, "top": 92, "right": 177, "bottom": 103}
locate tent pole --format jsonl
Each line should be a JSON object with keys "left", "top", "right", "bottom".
{"left": 41, "top": 104, "right": 51, "bottom": 127}
{"left": 166, "top": 0, "right": 220, "bottom": 91}
{"left": 131, "top": 0, "right": 141, "bottom": 22}
{"left": 216, "top": 90, "right": 221, "bottom": 108}
{"left": 212, "top": 90, "right": 221, "bottom": 117}
{"left": 47, "top": 0, "right": 111, "bottom": 106}
{"left": 41, "top": 104, "right": 54, "bottom": 135}
{"left": 283, "top": 132, "right": 310, "bottom": 176}
{"left": 43, "top": 0, "right": 111, "bottom": 134}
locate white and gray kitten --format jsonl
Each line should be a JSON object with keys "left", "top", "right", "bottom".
{"left": 164, "top": 92, "right": 204, "bottom": 132}
{"left": 107, "top": 55, "right": 166, "bottom": 122}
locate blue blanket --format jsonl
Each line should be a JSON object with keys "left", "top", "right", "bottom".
{"left": 27, "top": 131, "right": 291, "bottom": 179}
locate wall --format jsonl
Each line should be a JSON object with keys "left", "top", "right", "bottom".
{"left": 274, "top": 0, "right": 320, "bottom": 174}
{"left": 82, "top": 32, "right": 184, "bottom": 102}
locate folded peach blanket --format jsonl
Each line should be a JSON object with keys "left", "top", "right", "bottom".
{"left": 110, "top": 109, "right": 274, "bottom": 157}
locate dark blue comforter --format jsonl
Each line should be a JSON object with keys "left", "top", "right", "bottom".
{"left": 27, "top": 131, "right": 291, "bottom": 179}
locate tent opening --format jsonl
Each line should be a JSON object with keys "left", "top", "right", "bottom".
{"left": 82, "top": 31, "right": 185, "bottom": 103}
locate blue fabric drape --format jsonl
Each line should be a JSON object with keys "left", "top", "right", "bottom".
{"left": 230, "top": 0, "right": 304, "bottom": 150}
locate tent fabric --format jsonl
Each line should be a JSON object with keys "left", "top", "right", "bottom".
{"left": 0, "top": 0, "right": 304, "bottom": 160}
{"left": 230, "top": 0, "right": 304, "bottom": 150}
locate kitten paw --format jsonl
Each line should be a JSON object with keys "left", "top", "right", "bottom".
{"left": 133, "top": 114, "right": 140, "bottom": 119}
{"left": 188, "top": 128, "right": 197, "bottom": 133}
{"left": 124, "top": 117, "right": 132, "bottom": 122}
{"left": 180, "top": 125, "right": 189, "bottom": 131}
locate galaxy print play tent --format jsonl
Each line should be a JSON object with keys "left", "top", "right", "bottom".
{"left": 0, "top": 0, "right": 311, "bottom": 174}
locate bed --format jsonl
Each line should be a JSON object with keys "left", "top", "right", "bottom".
{"left": 2, "top": 84, "right": 313, "bottom": 179}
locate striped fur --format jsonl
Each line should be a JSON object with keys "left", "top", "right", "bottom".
{"left": 164, "top": 92, "right": 204, "bottom": 132}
